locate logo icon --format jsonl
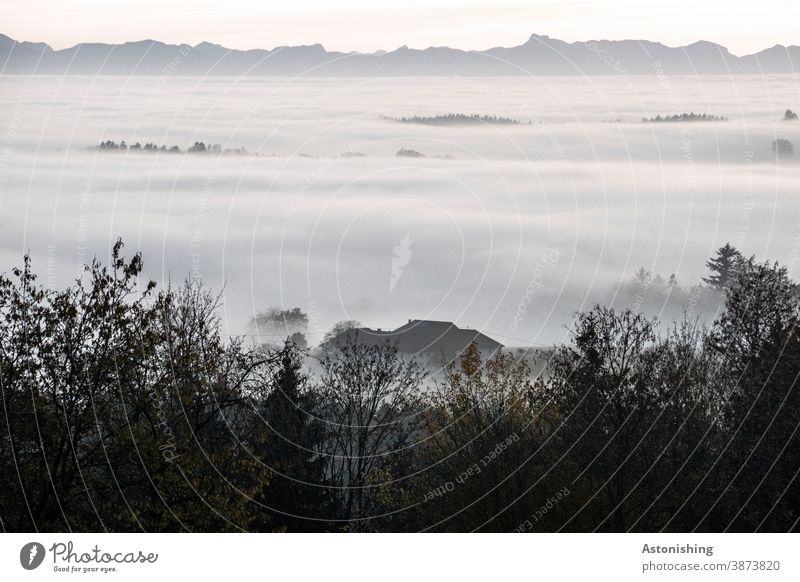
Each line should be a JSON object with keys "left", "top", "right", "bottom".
{"left": 390, "top": 234, "right": 413, "bottom": 291}
{"left": 20, "top": 542, "right": 46, "bottom": 570}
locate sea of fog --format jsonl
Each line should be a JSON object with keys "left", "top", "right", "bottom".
{"left": 1, "top": 74, "right": 799, "bottom": 346}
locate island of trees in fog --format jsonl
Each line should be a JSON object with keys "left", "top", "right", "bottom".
{"left": 1, "top": 240, "right": 798, "bottom": 532}
{"left": 642, "top": 112, "right": 728, "bottom": 123}
{"left": 390, "top": 113, "right": 526, "bottom": 126}
{"left": 92, "top": 140, "right": 250, "bottom": 156}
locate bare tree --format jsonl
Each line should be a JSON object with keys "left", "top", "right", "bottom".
{"left": 317, "top": 340, "right": 426, "bottom": 524}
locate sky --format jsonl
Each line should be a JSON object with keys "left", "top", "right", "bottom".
{"left": 1, "top": 0, "right": 798, "bottom": 55}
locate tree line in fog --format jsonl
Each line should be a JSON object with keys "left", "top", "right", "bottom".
{"left": 92, "top": 140, "right": 249, "bottom": 156}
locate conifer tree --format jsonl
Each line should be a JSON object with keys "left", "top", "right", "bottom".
{"left": 702, "top": 243, "right": 742, "bottom": 290}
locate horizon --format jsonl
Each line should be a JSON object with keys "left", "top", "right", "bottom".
{"left": 0, "top": 0, "right": 798, "bottom": 55}
{"left": 2, "top": 29, "right": 798, "bottom": 58}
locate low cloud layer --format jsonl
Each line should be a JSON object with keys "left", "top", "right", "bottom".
{"left": 2, "top": 74, "right": 799, "bottom": 344}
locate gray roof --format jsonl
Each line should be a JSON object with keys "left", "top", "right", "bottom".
{"left": 327, "top": 319, "right": 503, "bottom": 358}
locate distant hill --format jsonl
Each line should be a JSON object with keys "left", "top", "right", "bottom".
{"left": 1, "top": 33, "right": 798, "bottom": 76}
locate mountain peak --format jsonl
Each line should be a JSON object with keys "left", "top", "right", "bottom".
{"left": 525, "top": 33, "right": 552, "bottom": 44}
{"left": 195, "top": 41, "right": 225, "bottom": 50}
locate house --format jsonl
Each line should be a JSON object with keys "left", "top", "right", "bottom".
{"left": 325, "top": 319, "right": 503, "bottom": 363}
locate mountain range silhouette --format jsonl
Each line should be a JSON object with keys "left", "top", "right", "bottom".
{"left": 1, "top": 33, "right": 798, "bottom": 75}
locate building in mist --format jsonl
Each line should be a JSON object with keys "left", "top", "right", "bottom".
{"left": 325, "top": 319, "right": 503, "bottom": 362}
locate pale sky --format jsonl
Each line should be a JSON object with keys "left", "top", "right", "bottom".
{"left": 1, "top": 0, "right": 798, "bottom": 55}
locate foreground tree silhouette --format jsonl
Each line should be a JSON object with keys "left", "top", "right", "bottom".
{"left": 0, "top": 242, "right": 271, "bottom": 531}
{"left": 251, "top": 340, "right": 332, "bottom": 531}
{"left": 540, "top": 306, "right": 712, "bottom": 531}
{"left": 317, "top": 339, "right": 426, "bottom": 527}
{"left": 0, "top": 243, "right": 158, "bottom": 530}
{"left": 414, "top": 344, "right": 537, "bottom": 532}
{"left": 699, "top": 258, "right": 800, "bottom": 531}
{"left": 2, "top": 241, "right": 799, "bottom": 533}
